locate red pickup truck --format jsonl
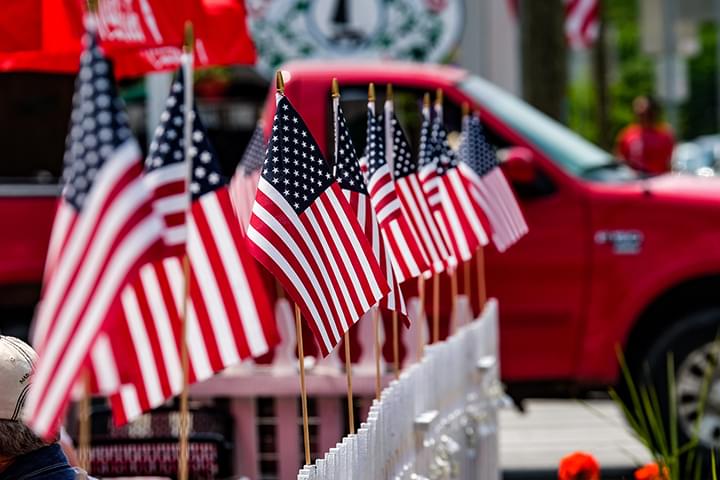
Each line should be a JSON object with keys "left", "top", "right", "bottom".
{"left": 262, "top": 61, "right": 720, "bottom": 449}
{"left": 3, "top": 62, "right": 720, "bottom": 449}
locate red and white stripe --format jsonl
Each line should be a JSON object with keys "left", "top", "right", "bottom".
{"left": 229, "top": 169, "right": 261, "bottom": 232}
{"left": 435, "top": 168, "right": 490, "bottom": 262}
{"left": 248, "top": 180, "right": 389, "bottom": 355}
{"left": 459, "top": 163, "right": 528, "bottom": 252}
{"left": 343, "top": 190, "right": 408, "bottom": 325}
{"left": 26, "top": 139, "right": 165, "bottom": 439}
{"left": 366, "top": 160, "right": 429, "bottom": 283}
{"left": 565, "top": 0, "right": 599, "bottom": 49}
{"left": 91, "top": 187, "right": 278, "bottom": 424}
{"left": 389, "top": 105, "right": 452, "bottom": 274}
{"left": 143, "top": 161, "right": 188, "bottom": 251}
{"left": 394, "top": 174, "right": 453, "bottom": 274}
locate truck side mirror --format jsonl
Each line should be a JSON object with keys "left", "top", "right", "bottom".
{"left": 500, "top": 146, "right": 537, "bottom": 185}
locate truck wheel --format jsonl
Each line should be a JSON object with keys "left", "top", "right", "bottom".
{"left": 638, "top": 308, "right": 720, "bottom": 470}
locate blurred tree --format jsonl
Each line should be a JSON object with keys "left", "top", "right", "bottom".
{"left": 519, "top": 0, "right": 567, "bottom": 122}
{"left": 680, "top": 23, "right": 718, "bottom": 139}
{"left": 567, "top": 0, "right": 653, "bottom": 147}
{"left": 593, "top": 0, "right": 611, "bottom": 150}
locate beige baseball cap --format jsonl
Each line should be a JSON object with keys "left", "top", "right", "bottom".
{"left": 0, "top": 336, "right": 36, "bottom": 421}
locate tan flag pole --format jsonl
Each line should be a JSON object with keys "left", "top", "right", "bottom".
{"left": 331, "top": 77, "right": 355, "bottom": 434}
{"left": 177, "top": 21, "right": 195, "bottom": 480}
{"left": 275, "top": 70, "right": 312, "bottom": 465}
{"left": 367, "top": 82, "right": 384, "bottom": 400}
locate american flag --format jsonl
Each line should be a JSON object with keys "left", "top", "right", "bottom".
{"left": 459, "top": 113, "right": 527, "bottom": 251}
{"left": 229, "top": 123, "right": 266, "bottom": 231}
{"left": 419, "top": 103, "right": 489, "bottom": 263}
{"left": 506, "top": 0, "right": 598, "bottom": 50}
{"left": 334, "top": 102, "right": 408, "bottom": 326}
{"left": 565, "top": 0, "right": 599, "bottom": 50}
{"left": 365, "top": 104, "right": 429, "bottom": 284}
{"left": 90, "top": 71, "right": 279, "bottom": 424}
{"left": 26, "top": 29, "right": 165, "bottom": 439}
{"left": 247, "top": 94, "right": 389, "bottom": 356}
{"left": 389, "top": 103, "right": 453, "bottom": 274}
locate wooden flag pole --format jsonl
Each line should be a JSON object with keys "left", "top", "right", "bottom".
{"left": 385, "top": 82, "right": 401, "bottom": 379}
{"left": 432, "top": 274, "right": 440, "bottom": 343}
{"left": 368, "top": 82, "right": 383, "bottom": 400}
{"left": 392, "top": 310, "right": 400, "bottom": 379}
{"left": 416, "top": 276, "right": 426, "bottom": 360}
{"left": 78, "top": 370, "right": 91, "bottom": 471}
{"left": 79, "top": 1, "right": 99, "bottom": 471}
{"left": 460, "top": 103, "right": 474, "bottom": 304}
{"left": 464, "top": 261, "right": 471, "bottom": 298}
{"left": 295, "top": 304, "right": 312, "bottom": 465}
{"left": 332, "top": 77, "right": 356, "bottom": 434}
{"left": 178, "top": 256, "right": 192, "bottom": 480}
{"left": 343, "top": 335, "right": 355, "bottom": 434}
{"left": 177, "top": 22, "right": 194, "bottom": 480}
{"left": 278, "top": 70, "right": 311, "bottom": 465}
{"left": 373, "top": 307, "right": 381, "bottom": 399}
{"left": 477, "top": 246, "right": 487, "bottom": 312}
{"left": 450, "top": 268, "right": 458, "bottom": 333}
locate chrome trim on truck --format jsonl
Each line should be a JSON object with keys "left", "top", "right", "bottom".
{"left": 0, "top": 184, "right": 61, "bottom": 198}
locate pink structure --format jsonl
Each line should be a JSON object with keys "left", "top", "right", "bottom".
{"left": 189, "top": 296, "right": 439, "bottom": 479}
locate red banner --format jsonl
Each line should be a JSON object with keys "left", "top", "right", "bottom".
{"left": 0, "top": 0, "right": 256, "bottom": 77}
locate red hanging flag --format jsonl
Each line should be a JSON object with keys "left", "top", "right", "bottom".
{"left": 0, "top": 0, "right": 256, "bottom": 77}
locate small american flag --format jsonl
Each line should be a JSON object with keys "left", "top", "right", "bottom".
{"left": 247, "top": 94, "right": 389, "bottom": 355}
{"left": 365, "top": 104, "right": 429, "bottom": 284}
{"left": 229, "top": 123, "right": 266, "bottom": 230}
{"left": 459, "top": 113, "right": 527, "bottom": 251}
{"left": 506, "top": 0, "right": 599, "bottom": 50}
{"left": 419, "top": 103, "right": 489, "bottom": 262}
{"left": 26, "top": 28, "right": 165, "bottom": 439}
{"left": 90, "top": 72, "right": 278, "bottom": 424}
{"left": 389, "top": 104, "right": 453, "bottom": 274}
{"left": 334, "top": 102, "right": 408, "bottom": 325}
{"left": 565, "top": 0, "right": 599, "bottom": 50}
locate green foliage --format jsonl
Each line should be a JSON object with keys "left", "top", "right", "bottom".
{"left": 567, "top": 74, "right": 599, "bottom": 142}
{"left": 610, "top": 346, "right": 717, "bottom": 478}
{"left": 568, "top": 0, "right": 720, "bottom": 143}
{"left": 680, "top": 23, "right": 719, "bottom": 138}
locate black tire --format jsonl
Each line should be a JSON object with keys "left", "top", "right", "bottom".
{"left": 631, "top": 308, "right": 720, "bottom": 476}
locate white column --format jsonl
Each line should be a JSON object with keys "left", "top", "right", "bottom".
{"left": 144, "top": 72, "right": 173, "bottom": 145}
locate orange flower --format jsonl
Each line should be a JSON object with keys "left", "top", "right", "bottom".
{"left": 634, "top": 463, "right": 669, "bottom": 480}
{"left": 558, "top": 452, "right": 600, "bottom": 480}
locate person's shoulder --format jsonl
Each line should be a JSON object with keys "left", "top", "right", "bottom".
{"left": 617, "top": 123, "right": 640, "bottom": 139}
{"left": 655, "top": 122, "right": 675, "bottom": 141}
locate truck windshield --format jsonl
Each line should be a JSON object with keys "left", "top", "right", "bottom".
{"left": 459, "top": 76, "right": 619, "bottom": 179}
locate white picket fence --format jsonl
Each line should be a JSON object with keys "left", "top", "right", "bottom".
{"left": 297, "top": 299, "right": 506, "bottom": 480}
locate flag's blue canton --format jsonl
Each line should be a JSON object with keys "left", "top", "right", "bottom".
{"left": 431, "top": 110, "right": 459, "bottom": 176}
{"left": 62, "top": 32, "right": 132, "bottom": 211}
{"left": 263, "top": 97, "right": 334, "bottom": 214}
{"left": 462, "top": 115, "right": 498, "bottom": 177}
{"left": 365, "top": 110, "right": 384, "bottom": 179}
{"left": 390, "top": 113, "right": 416, "bottom": 179}
{"left": 239, "top": 124, "right": 267, "bottom": 176}
{"left": 146, "top": 73, "right": 224, "bottom": 200}
{"left": 334, "top": 106, "right": 366, "bottom": 194}
{"left": 417, "top": 108, "right": 435, "bottom": 170}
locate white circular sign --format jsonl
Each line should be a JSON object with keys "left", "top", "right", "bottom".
{"left": 247, "top": 0, "right": 465, "bottom": 77}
